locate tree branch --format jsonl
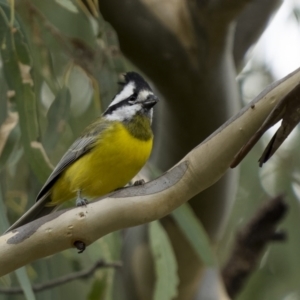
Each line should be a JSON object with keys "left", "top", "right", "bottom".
{"left": 1, "top": 67, "right": 300, "bottom": 277}
{"left": 234, "top": 0, "right": 282, "bottom": 70}
{"left": 0, "top": 260, "right": 122, "bottom": 294}
{"left": 231, "top": 82, "right": 300, "bottom": 168}
{"left": 222, "top": 195, "right": 288, "bottom": 298}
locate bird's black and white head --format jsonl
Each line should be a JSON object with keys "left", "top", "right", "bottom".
{"left": 103, "top": 72, "right": 158, "bottom": 123}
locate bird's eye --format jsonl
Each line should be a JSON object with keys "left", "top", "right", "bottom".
{"left": 129, "top": 93, "right": 137, "bottom": 101}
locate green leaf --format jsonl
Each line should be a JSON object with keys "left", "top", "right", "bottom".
{"left": 0, "top": 123, "right": 20, "bottom": 172}
{"left": 33, "top": 0, "right": 96, "bottom": 49}
{"left": 87, "top": 232, "right": 122, "bottom": 300}
{"left": 88, "top": 277, "right": 107, "bottom": 300}
{"left": 44, "top": 86, "right": 71, "bottom": 150}
{"left": 0, "top": 9, "right": 53, "bottom": 182}
{"left": 55, "top": 0, "right": 79, "bottom": 13}
{"left": 172, "top": 203, "right": 216, "bottom": 266}
{"left": 15, "top": 268, "right": 36, "bottom": 300}
{"left": 15, "top": 32, "right": 31, "bottom": 65}
{"left": 149, "top": 221, "right": 179, "bottom": 300}
{"left": 0, "top": 187, "right": 35, "bottom": 300}
{"left": 0, "top": 183, "right": 9, "bottom": 232}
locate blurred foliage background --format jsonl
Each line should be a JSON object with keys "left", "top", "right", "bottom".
{"left": 1, "top": 0, "right": 300, "bottom": 300}
{"left": 0, "top": 1, "right": 126, "bottom": 299}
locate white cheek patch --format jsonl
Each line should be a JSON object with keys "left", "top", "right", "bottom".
{"left": 105, "top": 104, "right": 142, "bottom": 122}
{"left": 138, "top": 90, "right": 153, "bottom": 101}
{"left": 109, "top": 82, "right": 136, "bottom": 107}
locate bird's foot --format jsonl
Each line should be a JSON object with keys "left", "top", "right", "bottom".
{"left": 76, "top": 190, "right": 89, "bottom": 207}
{"left": 133, "top": 179, "right": 145, "bottom": 186}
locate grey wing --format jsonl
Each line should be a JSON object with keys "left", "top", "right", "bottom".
{"left": 3, "top": 121, "right": 108, "bottom": 233}
{"left": 36, "top": 135, "right": 97, "bottom": 202}
{"left": 36, "top": 119, "right": 109, "bottom": 202}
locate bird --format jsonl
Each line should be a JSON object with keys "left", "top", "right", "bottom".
{"left": 5, "top": 72, "right": 159, "bottom": 233}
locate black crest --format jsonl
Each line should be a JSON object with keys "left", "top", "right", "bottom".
{"left": 120, "top": 72, "right": 152, "bottom": 91}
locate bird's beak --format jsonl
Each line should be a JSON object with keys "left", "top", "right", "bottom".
{"left": 143, "top": 95, "right": 159, "bottom": 109}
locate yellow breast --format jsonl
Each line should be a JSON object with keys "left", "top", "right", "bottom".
{"left": 50, "top": 122, "right": 153, "bottom": 205}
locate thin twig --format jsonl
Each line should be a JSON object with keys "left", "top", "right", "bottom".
{"left": 23, "top": 0, "right": 95, "bottom": 75}
{"left": 0, "top": 260, "right": 122, "bottom": 294}
{"left": 222, "top": 195, "right": 288, "bottom": 298}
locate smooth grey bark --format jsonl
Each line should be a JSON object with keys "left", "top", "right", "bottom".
{"left": 233, "top": 0, "right": 283, "bottom": 70}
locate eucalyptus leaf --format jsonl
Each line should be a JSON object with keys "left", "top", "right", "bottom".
{"left": 44, "top": 86, "right": 71, "bottom": 150}
{"left": 0, "top": 187, "right": 35, "bottom": 300}
{"left": 15, "top": 269, "right": 36, "bottom": 300}
{"left": 172, "top": 203, "right": 216, "bottom": 266}
{"left": 0, "top": 184, "right": 9, "bottom": 231}
{"left": 55, "top": 0, "right": 79, "bottom": 13}
{"left": 0, "top": 123, "right": 20, "bottom": 172}
{"left": 0, "top": 10, "right": 52, "bottom": 182}
{"left": 88, "top": 277, "right": 107, "bottom": 300}
{"left": 84, "top": 232, "right": 122, "bottom": 300}
{"left": 149, "top": 221, "right": 179, "bottom": 300}
{"left": 32, "top": 0, "right": 96, "bottom": 49}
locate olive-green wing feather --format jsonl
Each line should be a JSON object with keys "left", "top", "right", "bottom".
{"left": 36, "top": 120, "right": 108, "bottom": 202}
{"left": 36, "top": 135, "right": 97, "bottom": 202}
{"left": 4, "top": 136, "right": 98, "bottom": 233}
{"left": 4, "top": 120, "right": 108, "bottom": 233}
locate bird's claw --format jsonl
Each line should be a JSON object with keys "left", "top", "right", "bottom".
{"left": 76, "top": 190, "right": 88, "bottom": 207}
{"left": 133, "top": 179, "right": 145, "bottom": 186}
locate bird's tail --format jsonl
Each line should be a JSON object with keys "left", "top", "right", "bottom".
{"left": 4, "top": 193, "right": 56, "bottom": 234}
